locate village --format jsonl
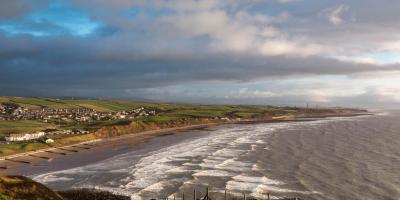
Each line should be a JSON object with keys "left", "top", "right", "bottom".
{"left": 0, "top": 103, "right": 156, "bottom": 122}
{"left": 0, "top": 103, "right": 157, "bottom": 143}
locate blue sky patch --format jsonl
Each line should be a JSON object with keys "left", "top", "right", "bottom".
{"left": 0, "top": 2, "right": 101, "bottom": 37}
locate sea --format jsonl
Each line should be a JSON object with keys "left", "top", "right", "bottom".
{"left": 31, "top": 110, "right": 400, "bottom": 200}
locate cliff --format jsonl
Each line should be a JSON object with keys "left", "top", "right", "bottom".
{"left": 93, "top": 118, "right": 216, "bottom": 138}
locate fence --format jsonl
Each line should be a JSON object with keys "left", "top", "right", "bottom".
{"left": 155, "top": 187, "right": 301, "bottom": 200}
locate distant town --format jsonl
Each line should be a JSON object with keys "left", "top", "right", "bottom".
{"left": 0, "top": 103, "right": 156, "bottom": 122}
{"left": 0, "top": 102, "right": 156, "bottom": 143}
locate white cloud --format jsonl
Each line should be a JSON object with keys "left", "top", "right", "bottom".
{"left": 163, "top": 7, "right": 322, "bottom": 57}
{"left": 332, "top": 55, "right": 380, "bottom": 65}
{"left": 327, "top": 4, "right": 349, "bottom": 25}
{"left": 372, "top": 87, "right": 400, "bottom": 102}
{"left": 235, "top": 88, "right": 278, "bottom": 98}
{"left": 379, "top": 41, "right": 400, "bottom": 52}
{"left": 276, "top": 0, "right": 298, "bottom": 3}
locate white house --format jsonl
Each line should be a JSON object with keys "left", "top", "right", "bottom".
{"left": 45, "top": 138, "right": 54, "bottom": 143}
{"left": 5, "top": 132, "right": 46, "bottom": 142}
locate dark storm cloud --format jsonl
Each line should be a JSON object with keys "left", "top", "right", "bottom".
{"left": 0, "top": 31, "right": 399, "bottom": 97}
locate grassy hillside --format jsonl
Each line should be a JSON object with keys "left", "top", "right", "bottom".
{"left": 0, "top": 96, "right": 298, "bottom": 114}
{"left": 58, "top": 189, "right": 130, "bottom": 200}
{"left": 0, "top": 176, "right": 64, "bottom": 200}
{"left": 0, "top": 176, "right": 130, "bottom": 200}
{"left": 0, "top": 96, "right": 300, "bottom": 123}
{"left": 0, "top": 96, "right": 159, "bottom": 111}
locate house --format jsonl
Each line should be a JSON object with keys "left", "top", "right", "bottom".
{"left": 45, "top": 138, "right": 54, "bottom": 143}
{"left": 47, "top": 130, "right": 73, "bottom": 135}
{"left": 73, "top": 129, "right": 89, "bottom": 134}
{"left": 0, "top": 104, "right": 4, "bottom": 113}
{"left": 220, "top": 117, "right": 230, "bottom": 121}
{"left": 5, "top": 132, "right": 46, "bottom": 142}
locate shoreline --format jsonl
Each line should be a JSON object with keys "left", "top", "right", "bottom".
{"left": 0, "top": 123, "right": 221, "bottom": 175}
{"left": 0, "top": 123, "right": 221, "bottom": 161}
{"left": 0, "top": 112, "right": 371, "bottom": 175}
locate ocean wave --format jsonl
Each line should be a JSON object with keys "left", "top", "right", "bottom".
{"left": 34, "top": 174, "right": 74, "bottom": 183}
{"left": 193, "top": 170, "right": 236, "bottom": 177}
{"left": 32, "top": 119, "right": 346, "bottom": 199}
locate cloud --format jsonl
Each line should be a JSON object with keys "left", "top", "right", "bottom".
{"left": 0, "top": 0, "right": 49, "bottom": 19}
{"left": 0, "top": 1, "right": 30, "bottom": 18}
{"left": 161, "top": 7, "right": 321, "bottom": 57}
{"left": 0, "top": 31, "right": 399, "bottom": 94}
{"left": 326, "top": 4, "right": 350, "bottom": 25}
{"left": 1, "top": 0, "right": 400, "bottom": 107}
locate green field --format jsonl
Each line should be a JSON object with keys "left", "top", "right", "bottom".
{"left": 0, "top": 96, "right": 302, "bottom": 135}
{"left": 0, "top": 96, "right": 298, "bottom": 114}
{"left": 0, "top": 96, "right": 299, "bottom": 121}
{"left": 1, "top": 96, "right": 153, "bottom": 111}
{"left": 0, "top": 121, "right": 55, "bottom": 136}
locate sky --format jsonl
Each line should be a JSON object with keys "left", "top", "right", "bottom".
{"left": 1, "top": 0, "right": 400, "bottom": 108}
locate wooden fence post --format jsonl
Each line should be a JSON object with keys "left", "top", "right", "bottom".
{"left": 224, "top": 189, "right": 227, "bottom": 200}
{"left": 194, "top": 189, "right": 196, "bottom": 200}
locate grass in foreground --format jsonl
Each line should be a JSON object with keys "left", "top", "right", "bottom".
{"left": 58, "top": 189, "right": 130, "bottom": 200}
{"left": 0, "top": 176, "right": 64, "bottom": 200}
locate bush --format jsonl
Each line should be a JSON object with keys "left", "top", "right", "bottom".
{"left": 58, "top": 188, "right": 130, "bottom": 200}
